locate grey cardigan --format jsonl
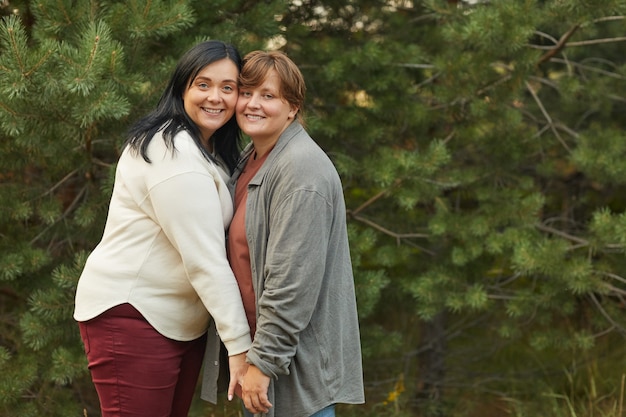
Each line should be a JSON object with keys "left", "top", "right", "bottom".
{"left": 202, "top": 122, "right": 364, "bottom": 417}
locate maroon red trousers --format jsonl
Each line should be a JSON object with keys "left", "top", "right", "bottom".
{"left": 78, "top": 303, "right": 206, "bottom": 417}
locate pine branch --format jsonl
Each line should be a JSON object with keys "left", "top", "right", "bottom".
{"left": 6, "top": 22, "right": 25, "bottom": 72}
{"left": 602, "top": 282, "right": 626, "bottom": 297}
{"left": 81, "top": 35, "right": 101, "bottom": 79}
{"left": 0, "top": 100, "right": 17, "bottom": 117}
{"left": 37, "top": 169, "right": 79, "bottom": 199}
{"left": 23, "top": 47, "right": 53, "bottom": 78}
{"left": 347, "top": 177, "right": 434, "bottom": 253}
{"left": 590, "top": 16, "right": 625, "bottom": 24}
{"left": 566, "top": 36, "right": 626, "bottom": 47}
{"left": 524, "top": 80, "right": 572, "bottom": 153}
{"left": 392, "top": 63, "right": 436, "bottom": 69}
{"left": 349, "top": 213, "right": 431, "bottom": 241}
{"left": 549, "top": 57, "right": 626, "bottom": 80}
{"left": 30, "top": 184, "right": 87, "bottom": 245}
{"left": 536, "top": 24, "right": 581, "bottom": 66}
{"left": 588, "top": 292, "right": 626, "bottom": 336}
{"left": 534, "top": 223, "right": 587, "bottom": 245}
{"left": 603, "top": 272, "right": 626, "bottom": 286}
{"left": 475, "top": 73, "right": 512, "bottom": 97}
{"left": 535, "top": 16, "right": 626, "bottom": 64}
{"left": 590, "top": 324, "right": 616, "bottom": 338}
{"left": 351, "top": 186, "right": 394, "bottom": 215}
{"left": 532, "top": 30, "right": 559, "bottom": 47}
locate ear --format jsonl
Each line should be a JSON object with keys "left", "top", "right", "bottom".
{"left": 288, "top": 105, "right": 299, "bottom": 120}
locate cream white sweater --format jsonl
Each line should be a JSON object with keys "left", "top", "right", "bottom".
{"left": 74, "top": 130, "right": 251, "bottom": 355}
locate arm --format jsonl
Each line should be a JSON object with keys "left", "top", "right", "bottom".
{"left": 247, "top": 188, "right": 332, "bottom": 377}
{"left": 228, "top": 352, "right": 248, "bottom": 401}
{"left": 150, "top": 169, "right": 251, "bottom": 354}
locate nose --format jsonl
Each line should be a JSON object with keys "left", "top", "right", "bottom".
{"left": 206, "top": 87, "right": 221, "bottom": 102}
{"left": 246, "top": 93, "right": 261, "bottom": 108}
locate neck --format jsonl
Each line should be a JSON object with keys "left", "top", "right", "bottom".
{"left": 251, "top": 120, "right": 295, "bottom": 158}
{"left": 252, "top": 138, "right": 277, "bottom": 159}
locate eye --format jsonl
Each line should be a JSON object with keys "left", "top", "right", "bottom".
{"left": 197, "top": 82, "right": 209, "bottom": 89}
{"left": 240, "top": 91, "right": 252, "bottom": 97}
{"left": 263, "top": 94, "right": 274, "bottom": 100}
{"left": 223, "top": 85, "right": 235, "bottom": 92}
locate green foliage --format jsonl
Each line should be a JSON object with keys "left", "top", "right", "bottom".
{"left": 2, "top": 0, "right": 626, "bottom": 415}
{"left": 573, "top": 127, "right": 626, "bottom": 183}
{"left": 282, "top": 0, "right": 626, "bottom": 414}
{"left": 0, "top": 0, "right": 285, "bottom": 415}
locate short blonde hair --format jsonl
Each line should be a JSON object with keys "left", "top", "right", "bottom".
{"left": 240, "top": 50, "right": 306, "bottom": 123}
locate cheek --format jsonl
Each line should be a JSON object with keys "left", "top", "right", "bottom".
{"left": 182, "top": 91, "right": 194, "bottom": 115}
{"left": 235, "top": 100, "right": 247, "bottom": 113}
{"left": 224, "top": 94, "right": 238, "bottom": 110}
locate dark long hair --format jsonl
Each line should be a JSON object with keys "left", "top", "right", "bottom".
{"left": 124, "top": 41, "right": 242, "bottom": 173}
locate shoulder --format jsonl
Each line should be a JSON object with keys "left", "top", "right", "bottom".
{"left": 172, "top": 130, "right": 201, "bottom": 155}
{"left": 154, "top": 130, "right": 204, "bottom": 163}
{"left": 267, "top": 132, "right": 342, "bottom": 199}
{"left": 144, "top": 130, "right": 222, "bottom": 177}
{"left": 283, "top": 132, "right": 337, "bottom": 179}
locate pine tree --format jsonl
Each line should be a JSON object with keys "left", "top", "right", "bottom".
{"left": 280, "top": 0, "right": 626, "bottom": 414}
{"left": 0, "top": 1, "right": 284, "bottom": 415}
{"left": 3, "top": 0, "right": 626, "bottom": 415}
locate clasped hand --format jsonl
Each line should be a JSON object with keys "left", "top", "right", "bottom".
{"left": 239, "top": 364, "right": 273, "bottom": 414}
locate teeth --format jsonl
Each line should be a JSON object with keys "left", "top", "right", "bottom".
{"left": 203, "top": 108, "right": 221, "bottom": 114}
{"left": 247, "top": 115, "right": 262, "bottom": 120}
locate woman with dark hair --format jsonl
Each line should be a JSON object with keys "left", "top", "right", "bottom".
{"left": 212, "top": 50, "right": 365, "bottom": 417}
{"left": 74, "top": 40, "right": 251, "bottom": 417}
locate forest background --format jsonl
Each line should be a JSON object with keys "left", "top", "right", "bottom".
{"left": 1, "top": 0, "right": 626, "bottom": 416}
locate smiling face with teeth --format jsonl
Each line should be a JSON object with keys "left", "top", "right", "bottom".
{"left": 182, "top": 58, "right": 239, "bottom": 148}
{"left": 236, "top": 70, "right": 298, "bottom": 156}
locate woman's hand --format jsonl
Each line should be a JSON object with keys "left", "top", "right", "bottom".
{"left": 242, "top": 364, "right": 273, "bottom": 414}
{"left": 227, "top": 352, "right": 248, "bottom": 401}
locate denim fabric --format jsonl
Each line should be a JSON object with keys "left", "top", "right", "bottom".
{"left": 309, "top": 404, "right": 336, "bottom": 417}
{"left": 241, "top": 403, "right": 335, "bottom": 417}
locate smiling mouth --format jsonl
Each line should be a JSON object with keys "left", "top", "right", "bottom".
{"left": 202, "top": 108, "right": 223, "bottom": 114}
{"left": 246, "top": 114, "right": 264, "bottom": 120}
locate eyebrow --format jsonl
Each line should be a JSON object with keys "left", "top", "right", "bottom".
{"left": 195, "top": 76, "right": 238, "bottom": 83}
{"left": 260, "top": 86, "right": 279, "bottom": 94}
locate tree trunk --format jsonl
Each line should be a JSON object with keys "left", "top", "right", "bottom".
{"left": 413, "top": 312, "right": 447, "bottom": 416}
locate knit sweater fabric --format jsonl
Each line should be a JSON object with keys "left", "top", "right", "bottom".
{"left": 74, "top": 129, "right": 251, "bottom": 355}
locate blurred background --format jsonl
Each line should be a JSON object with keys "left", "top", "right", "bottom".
{"left": 1, "top": 1, "right": 626, "bottom": 416}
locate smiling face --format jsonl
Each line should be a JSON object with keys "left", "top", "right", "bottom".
{"left": 182, "top": 58, "right": 239, "bottom": 145}
{"left": 236, "top": 70, "right": 298, "bottom": 152}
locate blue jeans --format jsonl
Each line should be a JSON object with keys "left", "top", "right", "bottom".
{"left": 311, "top": 405, "right": 336, "bottom": 417}
{"left": 242, "top": 404, "right": 335, "bottom": 417}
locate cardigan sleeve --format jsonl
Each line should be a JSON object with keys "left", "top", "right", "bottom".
{"left": 247, "top": 187, "right": 332, "bottom": 377}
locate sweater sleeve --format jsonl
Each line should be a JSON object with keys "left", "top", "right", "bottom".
{"left": 149, "top": 169, "right": 251, "bottom": 355}
{"left": 247, "top": 188, "right": 332, "bottom": 377}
